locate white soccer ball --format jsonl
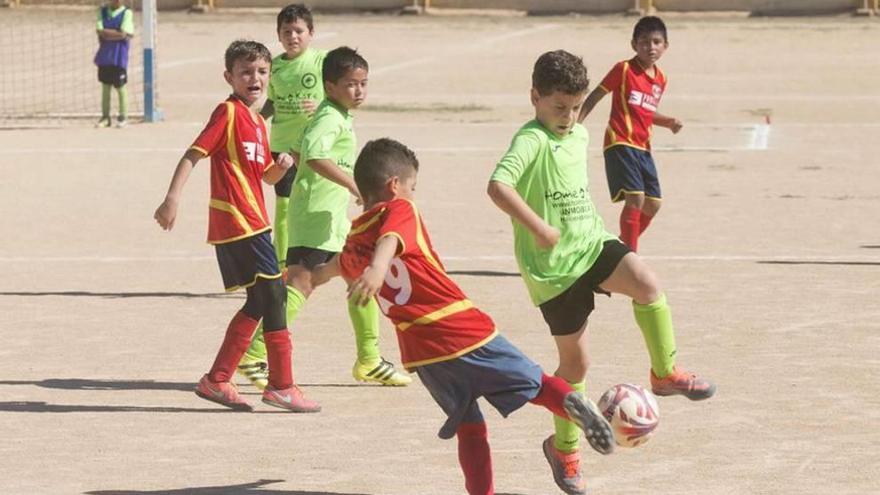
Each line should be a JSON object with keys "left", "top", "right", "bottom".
{"left": 598, "top": 383, "right": 660, "bottom": 448}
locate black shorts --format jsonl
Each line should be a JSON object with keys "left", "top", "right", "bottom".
{"left": 286, "top": 246, "right": 336, "bottom": 270}
{"left": 97, "top": 65, "right": 127, "bottom": 88}
{"left": 604, "top": 145, "right": 661, "bottom": 202}
{"left": 215, "top": 231, "right": 282, "bottom": 292}
{"left": 538, "top": 240, "right": 631, "bottom": 336}
{"left": 270, "top": 151, "right": 297, "bottom": 197}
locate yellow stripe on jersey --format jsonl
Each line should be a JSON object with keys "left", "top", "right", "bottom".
{"left": 404, "top": 330, "right": 498, "bottom": 369}
{"left": 224, "top": 102, "right": 268, "bottom": 226}
{"left": 408, "top": 200, "right": 444, "bottom": 273}
{"left": 349, "top": 207, "right": 386, "bottom": 236}
{"left": 397, "top": 299, "right": 475, "bottom": 332}
{"left": 620, "top": 61, "right": 634, "bottom": 142}
{"left": 209, "top": 198, "right": 254, "bottom": 238}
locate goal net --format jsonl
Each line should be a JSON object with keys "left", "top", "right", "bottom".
{"left": 0, "top": 1, "right": 156, "bottom": 126}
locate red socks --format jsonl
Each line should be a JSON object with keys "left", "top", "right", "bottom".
{"left": 457, "top": 422, "right": 494, "bottom": 495}
{"left": 639, "top": 211, "right": 654, "bottom": 234}
{"left": 208, "top": 312, "right": 259, "bottom": 383}
{"left": 529, "top": 373, "right": 575, "bottom": 420}
{"left": 264, "top": 329, "right": 294, "bottom": 390}
{"left": 619, "top": 205, "right": 642, "bottom": 251}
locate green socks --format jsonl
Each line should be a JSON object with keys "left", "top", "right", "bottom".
{"left": 117, "top": 84, "right": 128, "bottom": 121}
{"left": 241, "top": 285, "right": 306, "bottom": 363}
{"left": 347, "top": 297, "right": 381, "bottom": 364}
{"left": 273, "top": 197, "right": 290, "bottom": 269}
{"left": 553, "top": 380, "right": 585, "bottom": 453}
{"left": 101, "top": 84, "right": 111, "bottom": 119}
{"left": 633, "top": 293, "right": 677, "bottom": 378}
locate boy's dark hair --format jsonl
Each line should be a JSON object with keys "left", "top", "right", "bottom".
{"left": 633, "top": 16, "right": 667, "bottom": 41}
{"left": 323, "top": 46, "right": 368, "bottom": 83}
{"left": 354, "top": 138, "right": 419, "bottom": 202}
{"left": 532, "top": 50, "right": 589, "bottom": 96}
{"left": 276, "top": 4, "right": 314, "bottom": 33}
{"left": 224, "top": 40, "right": 272, "bottom": 72}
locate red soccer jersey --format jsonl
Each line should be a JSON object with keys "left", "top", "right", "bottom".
{"left": 340, "top": 198, "right": 498, "bottom": 370}
{"left": 190, "top": 97, "right": 274, "bottom": 244}
{"left": 599, "top": 58, "right": 667, "bottom": 151}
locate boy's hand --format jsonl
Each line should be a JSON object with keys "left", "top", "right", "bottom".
{"left": 154, "top": 198, "right": 179, "bottom": 231}
{"left": 668, "top": 119, "right": 683, "bottom": 134}
{"left": 534, "top": 224, "right": 561, "bottom": 249}
{"left": 347, "top": 265, "right": 385, "bottom": 306}
{"left": 276, "top": 152, "right": 294, "bottom": 171}
{"left": 300, "top": 99, "right": 318, "bottom": 115}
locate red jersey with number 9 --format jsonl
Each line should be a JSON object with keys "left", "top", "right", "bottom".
{"left": 190, "top": 97, "right": 274, "bottom": 244}
{"left": 340, "top": 198, "right": 497, "bottom": 369}
{"left": 599, "top": 58, "right": 667, "bottom": 151}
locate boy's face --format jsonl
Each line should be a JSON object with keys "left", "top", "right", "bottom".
{"left": 632, "top": 31, "right": 668, "bottom": 67}
{"left": 224, "top": 57, "right": 271, "bottom": 107}
{"left": 277, "top": 19, "right": 313, "bottom": 59}
{"left": 325, "top": 68, "right": 368, "bottom": 110}
{"left": 531, "top": 89, "right": 587, "bottom": 137}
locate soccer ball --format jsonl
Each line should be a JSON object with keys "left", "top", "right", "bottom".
{"left": 598, "top": 383, "right": 660, "bottom": 448}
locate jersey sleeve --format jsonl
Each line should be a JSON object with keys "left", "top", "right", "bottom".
{"left": 379, "top": 199, "right": 419, "bottom": 256}
{"left": 301, "top": 114, "right": 341, "bottom": 161}
{"left": 96, "top": 7, "right": 104, "bottom": 30}
{"left": 489, "top": 131, "right": 541, "bottom": 187}
{"left": 190, "top": 103, "right": 229, "bottom": 156}
{"left": 599, "top": 62, "right": 624, "bottom": 93}
{"left": 121, "top": 9, "right": 134, "bottom": 36}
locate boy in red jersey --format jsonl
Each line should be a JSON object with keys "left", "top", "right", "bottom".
{"left": 578, "top": 16, "right": 682, "bottom": 252}
{"left": 153, "top": 40, "right": 320, "bottom": 413}
{"left": 312, "top": 138, "right": 615, "bottom": 495}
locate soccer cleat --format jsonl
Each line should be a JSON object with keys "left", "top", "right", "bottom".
{"left": 95, "top": 117, "right": 111, "bottom": 128}
{"left": 236, "top": 360, "right": 269, "bottom": 391}
{"left": 352, "top": 357, "right": 412, "bottom": 386}
{"left": 562, "top": 392, "right": 615, "bottom": 455}
{"left": 542, "top": 435, "right": 587, "bottom": 495}
{"left": 651, "top": 367, "right": 716, "bottom": 401}
{"left": 194, "top": 374, "right": 253, "bottom": 412}
{"left": 262, "top": 385, "right": 321, "bottom": 413}
{"left": 115, "top": 119, "right": 128, "bottom": 128}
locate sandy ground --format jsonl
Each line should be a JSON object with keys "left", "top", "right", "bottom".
{"left": 1, "top": 11, "right": 879, "bottom": 495}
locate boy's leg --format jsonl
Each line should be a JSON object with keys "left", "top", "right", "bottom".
{"left": 349, "top": 298, "right": 412, "bottom": 386}
{"left": 97, "top": 83, "right": 112, "bottom": 127}
{"left": 531, "top": 373, "right": 614, "bottom": 455}
{"left": 194, "top": 310, "right": 259, "bottom": 411}
{"left": 456, "top": 421, "right": 493, "bottom": 495}
{"left": 116, "top": 84, "right": 128, "bottom": 125}
{"left": 271, "top": 154, "right": 297, "bottom": 268}
{"left": 619, "top": 193, "right": 645, "bottom": 251}
{"left": 639, "top": 198, "right": 661, "bottom": 235}
{"left": 599, "top": 254, "right": 715, "bottom": 400}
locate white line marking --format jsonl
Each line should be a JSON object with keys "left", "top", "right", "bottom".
{"left": 749, "top": 124, "right": 771, "bottom": 150}
{"left": 157, "top": 32, "right": 338, "bottom": 70}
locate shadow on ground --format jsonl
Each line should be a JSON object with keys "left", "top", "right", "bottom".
{"left": 0, "top": 378, "right": 368, "bottom": 392}
{"left": 446, "top": 270, "right": 520, "bottom": 277}
{"left": 0, "top": 291, "right": 242, "bottom": 299}
{"left": 84, "top": 479, "right": 370, "bottom": 494}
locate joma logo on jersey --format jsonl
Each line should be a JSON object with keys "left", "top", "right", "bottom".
{"left": 242, "top": 141, "right": 266, "bottom": 164}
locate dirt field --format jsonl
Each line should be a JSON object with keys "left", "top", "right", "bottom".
{"left": 1, "top": 10, "right": 878, "bottom": 495}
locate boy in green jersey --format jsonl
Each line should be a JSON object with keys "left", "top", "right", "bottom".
{"left": 487, "top": 50, "right": 714, "bottom": 495}
{"left": 236, "top": 4, "right": 327, "bottom": 386}
{"left": 242, "top": 46, "right": 411, "bottom": 390}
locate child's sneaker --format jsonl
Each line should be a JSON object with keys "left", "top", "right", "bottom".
{"left": 262, "top": 385, "right": 321, "bottom": 413}
{"left": 236, "top": 360, "right": 269, "bottom": 391}
{"left": 194, "top": 374, "right": 253, "bottom": 412}
{"left": 95, "top": 117, "right": 111, "bottom": 128}
{"left": 542, "top": 435, "right": 587, "bottom": 495}
{"left": 650, "top": 367, "right": 716, "bottom": 400}
{"left": 115, "top": 118, "right": 128, "bottom": 128}
{"left": 352, "top": 357, "right": 412, "bottom": 386}
{"left": 562, "top": 392, "right": 615, "bottom": 455}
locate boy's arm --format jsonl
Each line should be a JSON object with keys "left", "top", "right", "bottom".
{"left": 578, "top": 86, "right": 608, "bottom": 123}
{"left": 154, "top": 148, "right": 204, "bottom": 231}
{"left": 487, "top": 181, "right": 560, "bottom": 249}
{"left": 653, "top": 111, "right": 683, "bottom": 134}
{"left": 347, "top": 235, "right": 399, "bottom": 306}
{"left": 262, "top": 152, "right": 294, "bottom": 185}
{"left": 260, "top": 99, "right": 275, "bottom": 120}
{"left": 306, "top": 159, "right": 362, "bottom": 204}
{"left": 312, "top": 254, "right": 342, "bottom": 288}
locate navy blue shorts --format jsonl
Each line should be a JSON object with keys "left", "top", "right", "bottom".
{"left": 215, "top": 231, "right": 282, "bottom": 291}
{"left": 415, "top": 334, "right": 543, "bottom": 439}
{"left": 604, "top": 145, "right": 661, "bottom": 202}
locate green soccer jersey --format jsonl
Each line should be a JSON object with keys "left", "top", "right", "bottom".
{"left": 288, "top": 99, "right": 356, "bottom": 252}
{"left": 267, "top": 48, "right": 327, "bottom": 154}
{"left": 490, "top": 120, "right": 617, "bottom": 306}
